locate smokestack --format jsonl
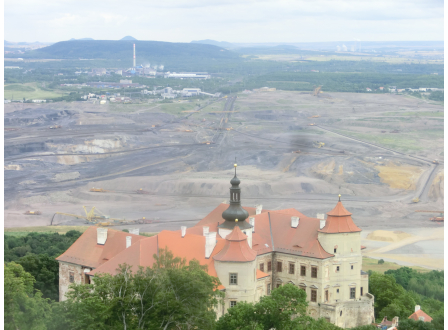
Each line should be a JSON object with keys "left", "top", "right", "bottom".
{"left": 126, "top": 236, "right": 132, "bottom": 248}
{"left": 249, "top": 217, "right": 255, "bottom": 232}
{"left": 205, "top": 232, "right": 217, "bottom": 258}
{"left": 133, "top": 43, "right": 136, "bottom": 67}
{"left": 320, "top": 219, "right": 326, "bottom": 229}
{"left": 97, "top": 228, "right": 108, "bottom": 245}
{"left": 256, "top": 205, "right": 263, "bottom": 215}
{"left": 181, "top": 226, "right": 187, "bottom": 237}
{"left": 203, "top": 226, "right": 209, "bottom": 236}
{"left": 415, "top": 305, "right": 420, "bottom": 312}
{"left": 291, "top": 216, "right": 299, "bottom": 228}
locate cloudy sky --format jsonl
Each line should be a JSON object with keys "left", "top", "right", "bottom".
{"left": 4, "top": 0, "right": 444, "bottom": 43}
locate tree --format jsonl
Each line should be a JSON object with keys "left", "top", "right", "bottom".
{"left": 4, "top": 262, "right": 52, "bottom": 330}
{"left": 398, "top": 319, "right": 435, "bottom": 330}
{"left": 51, "top": 247, "right": 223, "bottom": 330}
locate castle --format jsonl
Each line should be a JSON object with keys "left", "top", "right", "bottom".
{"left": 56, "top": 163, "right": 375, "bottom": 328}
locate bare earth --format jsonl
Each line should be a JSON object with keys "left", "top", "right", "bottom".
{"left": 4, "top": 92, "right": 444, "bottom": 269}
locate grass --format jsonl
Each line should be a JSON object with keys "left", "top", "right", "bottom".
{"left": 4, "top": 226, "right": 90, "bottom": 236}
{"left": 160, "top": 102, "right": 196, "bottom": 116}
{"left": 4, "top": 83, "right": 65, "bottom": 100}
{"left": 362, "top": 257, "right": 431, "bottom": 274}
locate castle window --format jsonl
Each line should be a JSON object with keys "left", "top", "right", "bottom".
{"left": 277, "top": 262, "right": 283, "bottom": 272}
{"left": 267, "top": 283, "right": 271, "bottom": 295}
{"left": 325, "top": 290, "right": 329, "bottom": 302}
{"left": 299, "top": 285, "right": 306, "bottom": 291}
{"left": 361, "top": 287, "right": 363, "bottom": 296}
{"left": 289, "top": 263, "right": 295, "bottom": 275}
{"left": 276, "top": 283, "right": 281, "bottom": 288}
{"left": 350, "top": 287, "right": 356, "bottom": 299}
{"left": 85, "top": 274, "right": 90, "bottom": 284}
{"left": 267, "top": 261, "right": 272, "bottom": 271}
{"left": 311, "top": 267, "right": 318, "bottom": 278}
{"left": 336, "top": 266, "right": 340, "bottom": 272}
{"left": 230, "top": 301, "right": 237, "bottom": 308}
{"left": 69, "top": 271, "right": 74, "bottom": 283}
{"left": 351, "top": 265, "right": 354, "bottom": 270}
{"left": 229, "top": 273, "right": 238, "bottom": 285}
{"left": 300, "top": 265, "right": 306, "bottom": 276}
{"left": 311, "top": 289, "right": 317, "bottom": 302}
{"left": 334, "top": 248, "right": 337, "bottom": 253}
{"left": 336, "top": 288, "right": 339, "bottom": 293}
{"left": 260, "top": 263, "right": 264, "bottom": 272}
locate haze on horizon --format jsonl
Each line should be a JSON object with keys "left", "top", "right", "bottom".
{"left": 5, "top": 0, "right": 444, "bottom": 44}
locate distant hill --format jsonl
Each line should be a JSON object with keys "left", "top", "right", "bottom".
{"left": 7, "top": 40, "right": 242, "bottom": 70}
{"left": 69, "top": 38, "right": 95, "bottom": 41}
{"left": 121, "top": 36, "right": 137, "bottom": 41}
{"left": 191, "top": 39, "right": 234, "bottom": 48}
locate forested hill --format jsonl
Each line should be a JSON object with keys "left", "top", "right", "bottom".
{"left": 6, "top": 40, "right": 241, "bottom": 64}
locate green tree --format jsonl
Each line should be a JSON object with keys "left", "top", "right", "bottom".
{"left": 4, "top": 262, "right": 52, "bottom": 330}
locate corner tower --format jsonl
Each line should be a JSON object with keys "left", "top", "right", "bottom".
{"left": 218, "top": 161, "right": 253, "bottom": 240}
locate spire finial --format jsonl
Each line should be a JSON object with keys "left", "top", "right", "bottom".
{"left": 234, "top": 157, "right": 237, "bottom": 176}
{"left": 338, "top": 194, "right": 341, "bottom": 202}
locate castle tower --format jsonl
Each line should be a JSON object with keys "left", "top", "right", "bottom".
{"left": 213, "top": 225, "right": 257, "bottom": 311}
{"left": 317, "top": 195, "right": 363, "bottom": 303}
{"left": 218, "top": 161, "right": 253, "bottom": 240}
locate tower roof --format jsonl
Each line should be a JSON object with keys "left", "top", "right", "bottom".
{"left": 219, "top": 161, "right": 251, "bottom": 230}
{"left": 213, "top": 226, "right": 256, "bottom": 262}
{"left": 319, "top": 199, "right": 361, "bottom": 234}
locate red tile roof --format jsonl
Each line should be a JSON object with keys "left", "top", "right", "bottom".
{"left": 56, "top": 227, "right": 145, "bottom": 268}
{"left": 318, "top": 201, "right": 361, "bottom": 234}
{"left": 409, "top": 309, "right": 433, "bottom": 322}
{"left": 256, "top": 269, "right": 270, "bottom": 279}
{"left": 214, "top": 226, "right": 257, "bottom": 262}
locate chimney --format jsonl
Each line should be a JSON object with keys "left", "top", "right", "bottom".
{"left": 249, "top": 217, "right": 255, "bottom": 232}
{"left": 256, "top": 205, "right": 263, "bottom": 215}
{"left": 133, "top": 43, "right": 136, "bottom": 67}
{"left": 126, "top": 236, "right": 132, "bottom": 248}
{"left": 317, "top": 213, "right": 325, "bottom": 220}
{"left": 320, "top": 219, "right": 326, "bottom": 229}
{"left": 129, "top": 228, "right": 139, "bottom": 236}
{"left": 203, "top": 226, "right": 209, "bottom": 236}
{"left": 392, "top": 317, "right": 399, "bottom": 326}
{"left": 181, "top": 226, "right": 187, "bottom": 237}
{"left": 415, "top": 305, "right": 420, "bottom": 312}
{"left": 291, "top": 216, "right": 299, "bottom": 228}
{"left": 97, "top": 228, "right": 108, "bottom": 245}
{"left": 205, "top": 232, "right": 217, "bottom": 258}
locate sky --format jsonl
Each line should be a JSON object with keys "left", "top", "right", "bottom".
{"left": 4, "top": 0, "right": 444, "bottom": 43}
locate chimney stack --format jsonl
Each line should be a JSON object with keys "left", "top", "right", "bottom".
{"left": 415, "top": 305, "right": 420, "bottom": 312}
{"left": 256, "top": 205, "right": 263, "bottom": 215}
{"left": 97, "top": 228, "right": 108, "bottom": 245}
{"left": 133, "top": 43, "right": 136, "bottom": 67}
{"left": 126, "top": 236, "right": 132, "bottom": 248}
{"left": 205, "top": 232, "right": 217, "bottom": 258}
{"left": 249, "top": 217, "right": 255, "bottom": 232}
{"left": 291, "top": 216, "right": 299, "bottom": 228}
{"left": 203, "top": 226, "right": 209, "bottom": 236}
{"left": 129, "top": 228, "right": 139, "bottom": 236}
{"left": 181, "top": 226, "right": 187, "bottom": 237}
{"left": 320, "top": 219, "right": 326, "bottom": 229}
{"left": 317, "top": 213, "right": 325, "bottom": 220}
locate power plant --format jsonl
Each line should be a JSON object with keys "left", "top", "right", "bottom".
{"left": 133, "top": 43, "right": 136, "bottom": 67}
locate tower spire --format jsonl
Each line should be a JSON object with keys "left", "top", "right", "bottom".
{"left": 219, "top": 160, "right": 251, "bottom": 230}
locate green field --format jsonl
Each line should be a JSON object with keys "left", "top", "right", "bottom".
{"left": 160, "top": 102, "right": 197, "bottom": 116}
{"left": 4, "top": 83, "right": 65, "bottom": 100}
{"left": 362, "top": 257, "right": 430, "bottom": 274}
{"left": 4, "top": 225, "right": 157, "bottom": 237}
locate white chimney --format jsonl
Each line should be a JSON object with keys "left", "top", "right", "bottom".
{"left": 249, "top": 217, "right": 255, "bottom": 232}
{"left": 317, "top": 213, "right": 325, "bottom": 220}
{"left": 320, "top": 219, "right": 326, "bottom": 229}
{"left": 205, "top": 232, "right": 217, "bottom": 258}
{"left": 129, "top": 228, "right": 139, "bottom": 236}
{"left": 291, "top": 216, "right": 299, "bottom": 228}
{"left": 415, "top": 305, "right": 420, "bottom": 312}
{"left": 97, "top": 228, "right": 108, "bottom": 245}
{"left": 203, "top": 226, "right": 209, "bottom": 236}
{"left": 126, "top": 236, "right": 132, "bottom": 248}
{"left": 181, "top": 226, "right": 187, "bottom": 237}
{"left": 256, "top": 205, "right": 263, "bottom": 215}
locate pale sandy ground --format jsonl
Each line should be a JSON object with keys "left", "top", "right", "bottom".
{"left": 361, "top": 227, "right": 444, "bottom": 270}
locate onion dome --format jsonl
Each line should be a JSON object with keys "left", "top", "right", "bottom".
{"left": 319, "top": 195, "right": 361, "bottom": 233}
{"left": 219, "top": 161, "right": 251, "bottom": 230}
{"left": 213, "top": 226, "right": 256, "bottom": 262}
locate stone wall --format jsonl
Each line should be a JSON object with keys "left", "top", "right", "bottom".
{"left": 59, "top": 261, "right": 91, "bottom": 301}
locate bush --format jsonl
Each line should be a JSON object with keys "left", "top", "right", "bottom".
{"left": 378, "top": 259, "right": 385, "bottom": 264}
